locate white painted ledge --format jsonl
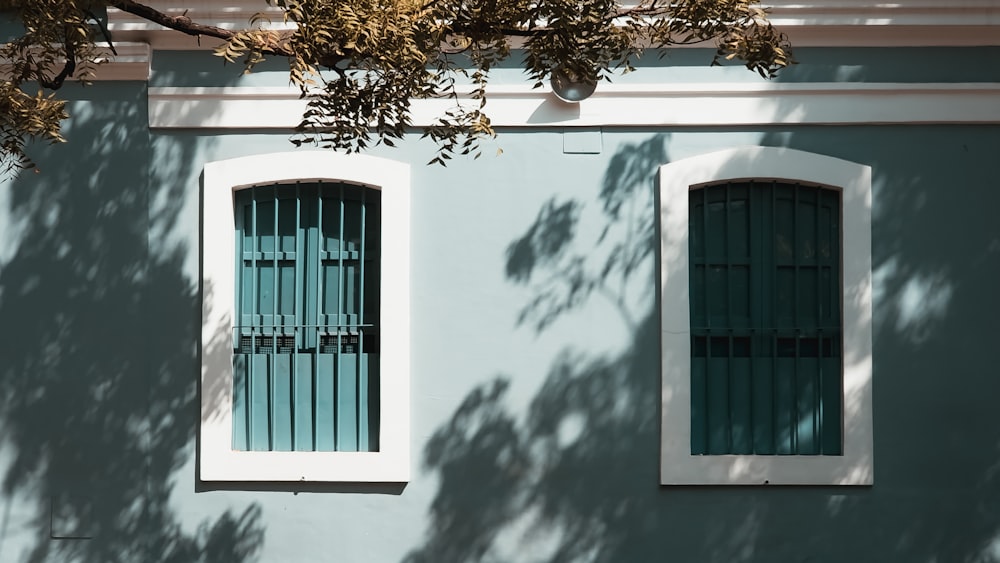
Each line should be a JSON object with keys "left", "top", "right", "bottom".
{"left": 149, "top": 82, "right": 1000, "bottom": 129}
{"left": 0, "top": 42, "right": 149, "bottom": 82}
{"left": 92, "top": 42, "right": 151, "bottom": 81}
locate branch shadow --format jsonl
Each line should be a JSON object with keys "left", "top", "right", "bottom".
{"left": 745, "top": 46, "right": 1000, "bottom": 561}
{"left": 404, "top": 134, "right": 670, "bottom": 562}
{"left": 504, "top": 134, "right": 666, "bottom": 334}
{"left": 408, "top": 43, "right": 1000, "bottom": 559}
{"left": 0, "top": 83, "right": 264, "bottom": 562}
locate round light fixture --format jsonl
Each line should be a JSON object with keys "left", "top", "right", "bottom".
{"left": 550, "top": 66, "right": 597, "bottom": 103}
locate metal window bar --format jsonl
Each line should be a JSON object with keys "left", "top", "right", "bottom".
{"left": 315, "top": 183, "right": 323, "bottom": 451}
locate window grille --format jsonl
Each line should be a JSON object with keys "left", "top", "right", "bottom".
{"left": 689, "top": 181, "right": 842, "bottom": 455}
{"left": 232, "top": 182, "right": 380, "bottom": 452}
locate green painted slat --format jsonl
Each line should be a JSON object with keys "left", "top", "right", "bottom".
{"left": 233, "top": 354, "right": 249, "bottom": 450}
{"left": 257, "top": 199, "right": 275, "bottom": 254}
{"left": 240, "top": 262, "right": 254, "bottom": 330}
{"left": 323, "top": 263, "right": 341, "bottom": 324}
{"left": 272, "top": 185, "right": 279, "bottom": 326}
{"left": 338, "top": 186, "right": 348, "bottom": 328}
{"left": 690, "top": 353, "right": 707, "bottom": 455}
{"left": 791, "top": 188, "right": 801, "bottom": 429}
{"left": 800, "top": 267, "right": 819, "bottom": 327}
{"left": 773, "top": 356, "right": 796, "bottom": 455}
{"left": 821, "top": 354, "right": 843, "bottom": 454}
{"left": 257, "top": 264, "right": 275, "bottom": 328}
{"left": 315, "top": 352, "right": 335, "bottom": 451}
{"left": 367, "top": 353, "right": 381, "bottom": 451}
{"left": 751, "top": 356, "right": 774, "bottom": 454}
{"left": 358, "top": 190, "right": 369, "bottom": 451}
{"left": 278, "top": 197, "right": 296, "bottom": 253}
{"left": 293, "top": 353, "right": 314, "bottom": 451}
{"left": 690, "top": 265, "right": 705, "bottom": 327}
{"left": 272, "top": 353, "right": 293, "bottom": 451}
{"left": 705, "top": 193, "right": 727, "bottom": 260}
{"left": 706, "top": 354, "right": 730, "bottom": 455}
{"left": 305, "top": 192, "right": 319, "bottom": 350}
{"left": 278, "top": 262, "right": 295, "bottom": 318}
{"left": 250, "top": 354, "right": 271, "bottom": 451}
{"left": 294, "top": 184, "right": 303, "bottom": 348}
{"left": 346, "top": 263, "right": 360, "bottom": 324}
{"left": 358, "top": 349, "right": 369, "bottom": 450}
{"left": 729, "top": 265, "right": 751, "bottom": 329}
{"left": 796, "top": 355, "right": 819, "bottom": 455}
{"left": 729, "top": 355, "right": 753, "bottom": 454}
{"left": 337, "top": 348, "right": 359, "bottom": 451}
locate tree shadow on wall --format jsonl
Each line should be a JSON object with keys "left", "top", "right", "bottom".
{"left": 737, "top": 49, "right": 1000, "bottom": 562}
{"left": 0, "top": 84, "right": 263, "bottom": 562}
{"left": 403, "top": 134, "right": 673, "bottom": 563}
{"left": 407, "top": 101, "right": 1000, "bottom": 560}
{"left": 504, "top": 134, "right": 666, "bottom": 335}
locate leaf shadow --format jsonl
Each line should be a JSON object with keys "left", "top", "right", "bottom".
{"left": 0, "top": 84, "right": 264, "bottom": 562}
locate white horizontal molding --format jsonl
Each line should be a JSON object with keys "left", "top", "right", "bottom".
{"left": 110, "top": 1, "right": 1000, "bottom": 49}
{"left": 149, "top": 82, "right": 1000, "bottom": 129}
{"left": 107, "top": 5, "right": 287, "bottom": 50}
{"left": 0, "top": 42, "right": 149, "bottom": 82}
{"left": 764, "top": 0, "right": 1000, "bottom": 26}
{"left": 764, "top": 0, "right": 1000, "bottom": 46}
{"left": 92, "top": 42, "right": 151, "bottom": 81}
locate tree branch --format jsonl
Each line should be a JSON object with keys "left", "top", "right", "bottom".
{"left": 37, "top": 43, "right": 76, "bottom": 90}
{"left": 109, "top": 0, "right": 236, "bottom": 42}
{"left": 85, "top": 9, "right": 117, "bottom": 55}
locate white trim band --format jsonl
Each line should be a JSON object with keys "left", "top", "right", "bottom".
{"left": 0, "top": 42, "right": 150, "bottom": 82}
{"left": 150, "top": 83, "right": 1000, "bottom": 129}
{"left": 108, "top": 1, "right": 1000, "bottom": 49}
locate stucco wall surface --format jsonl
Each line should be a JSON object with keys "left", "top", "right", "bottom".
{"left": 0, "top": 47, "right": 998, "bottom": 562}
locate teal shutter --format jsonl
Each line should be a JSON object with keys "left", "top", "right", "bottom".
{"left": 233, "top": 182, "right": 380, "bottom": 452}
{"left": 689, "top": 181, "right": 842, "bottom": 456}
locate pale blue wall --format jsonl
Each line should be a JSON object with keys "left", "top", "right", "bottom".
{"left": 0, "top": 47, "right": 999, "bottom": 562}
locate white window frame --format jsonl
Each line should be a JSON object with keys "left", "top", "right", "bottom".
{"left": 659, "top": 146, "right": 873, "bottom": 485}
{"left": 201, "top": 151, "right": 410, "bottom": 482}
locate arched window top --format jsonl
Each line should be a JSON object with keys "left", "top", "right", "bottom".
{"left": 660, "top": 146, "right": 870, "bottom": 195}
{"left": 205, "top": 151, "right": 409, "bottom": 195}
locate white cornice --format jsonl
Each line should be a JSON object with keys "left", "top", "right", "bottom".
{"left": 148, "top": 82, "right": 1000, "bottom": 129}
{"left": 92, "top": 42, "right": 151, "bottom": 81}
{"left": 108, "top": 1, "right": 1000, "bottom": 49}
{"left": 764, "top": 0, "right": 1000, "bottom": 46}
{"left": 0, "top": 42, "right": 149, "bottom": 82}
{"left": 107, "top": 4, "right": 287, "bottom": 50}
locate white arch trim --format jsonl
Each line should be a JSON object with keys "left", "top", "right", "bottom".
{"left": 659, "top": 146, "right": 873, "bottom": 485}
{"left": 200, "top": 151, "right": 411, "bottom": 482}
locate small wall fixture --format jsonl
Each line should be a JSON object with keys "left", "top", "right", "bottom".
{"left": 550, "top": 66, "right": 597, "bottom": 103}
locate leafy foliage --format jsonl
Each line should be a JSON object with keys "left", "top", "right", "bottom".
{"left": 0, "top": 0, "right": 793, "bottom": 171}
{"left": 0, "top": 0, "right": 106, "bottom": 173}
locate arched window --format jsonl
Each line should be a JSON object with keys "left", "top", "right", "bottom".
{"left": 201, "top": 152, "right": 410, "bottom": 482}
{"left": 689, "top": 180, "right": 842, "bottom": 456}
{"left": 659, "top": 147, "right": 872, "bottom": 485}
